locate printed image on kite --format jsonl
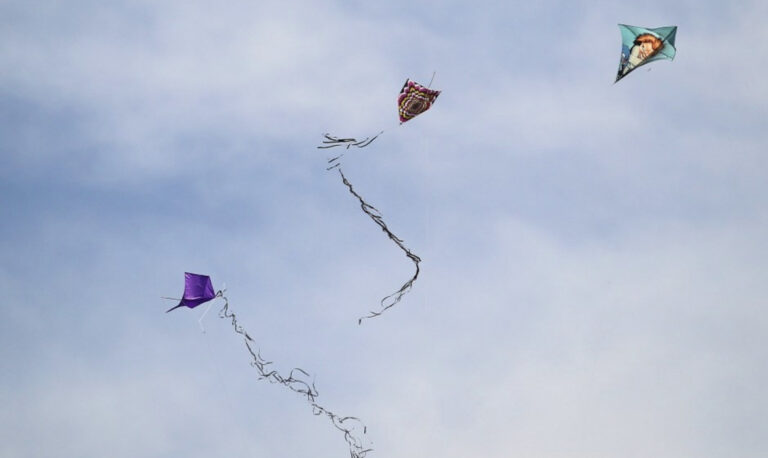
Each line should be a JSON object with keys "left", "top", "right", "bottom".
{"left": 318, "top": 78, "right": 440, "bottom": 324}
{"left": 164, "top": 273, "right": 372, "bottom": 458}
{"left": 615, "top": 24, "right": 677, "bottom": 82}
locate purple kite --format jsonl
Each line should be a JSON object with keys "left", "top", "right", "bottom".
{"left": 165, "top": 272, "right": 217, "bottom": 313}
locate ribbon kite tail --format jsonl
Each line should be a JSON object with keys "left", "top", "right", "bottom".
{"left": 336, "top": 167, "right": 422, "bottom": 324}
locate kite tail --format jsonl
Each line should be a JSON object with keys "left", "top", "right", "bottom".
{"left": 217, "top": 292, "right": 372, "bottom": 458}
{"left": 336, "top": 169, "right": 422, "bottom": 325}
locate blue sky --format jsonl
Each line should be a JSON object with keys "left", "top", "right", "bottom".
{"left": 1, "top": 1, "right": 767, "bottom": 457}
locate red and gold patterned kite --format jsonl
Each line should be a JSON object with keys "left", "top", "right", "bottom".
{"left": 318, "top": 77, "right": 440, "bottom": 324}
{"left": 397, "top": 79, "right": 441, "bottom": 123}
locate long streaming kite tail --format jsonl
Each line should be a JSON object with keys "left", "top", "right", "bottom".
{"left": 217, "top": 292, "right": 372, "bottom": 458}
{"left": 311, "top": 405, "right": 373, "bottom": 458}
{"left": 336, "top": 168, "right": 422, "bottom": 325}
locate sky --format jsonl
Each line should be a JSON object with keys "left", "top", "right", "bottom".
{"left": 1, "top": 0, "right": 767, "bottom": 457}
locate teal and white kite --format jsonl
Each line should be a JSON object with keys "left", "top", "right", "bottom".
{"left": 616, "top": 24, "right": 677, "bottom": 82}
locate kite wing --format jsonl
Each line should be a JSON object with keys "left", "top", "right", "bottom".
{"left": 165, "top": 272, "right": 217, "bottom": 313}
{"left": 397, "top": 79, "right": 441, "bottom": 123}
{"left": 615, "top": 24, "right": 677, "bottom": 82}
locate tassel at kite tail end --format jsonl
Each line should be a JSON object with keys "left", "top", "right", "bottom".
{"left": 357, "top": 255, "right": 420, "bottom": 325}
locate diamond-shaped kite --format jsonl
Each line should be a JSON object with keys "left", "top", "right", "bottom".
{"left": 165, "top": 272, "right": 217, "bottom": 313}
{"left": 615, "top": 24, "right": 677, "bottom": 83}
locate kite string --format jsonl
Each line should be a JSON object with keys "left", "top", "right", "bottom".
{"left": 197, "top": 300, "right": 215, "bottom": 333}
{"left": 336, "top": 168, "right": 421, "bottom": 325}
{"left": 216, "top": 292, "right": 372, "bottom": 458}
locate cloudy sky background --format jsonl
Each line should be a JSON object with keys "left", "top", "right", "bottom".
{"left": 1, "top": 0, "right": 767, "bottom": 457}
